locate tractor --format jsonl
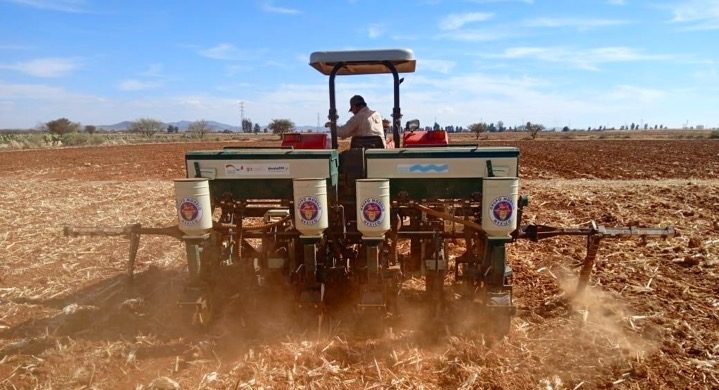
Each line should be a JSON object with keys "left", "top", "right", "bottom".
{"left": 65, "top": 49, "right": 674, "bottom": 338}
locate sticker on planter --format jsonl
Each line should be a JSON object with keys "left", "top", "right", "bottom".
{"left": 298, "top": 196, "right": 322, "bottom": 225}
{"left": 179, "top": 197, "right": 202, "bottom": 225}
{"left": 361, "top": 198, "right": 385, "bottom": 227}
{"left": 489, "top": 196, "right": 513, "bottom": 226}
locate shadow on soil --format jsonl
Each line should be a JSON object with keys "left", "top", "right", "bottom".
{"left": 0, "top": 266, "right": 496, "bottom": 362}
{"left": 0, "top": 266, "right": 199, "bottom": 357}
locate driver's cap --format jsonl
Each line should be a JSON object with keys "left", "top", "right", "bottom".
{"left": 349, "top": 95, "right": 365, "bottom": 111}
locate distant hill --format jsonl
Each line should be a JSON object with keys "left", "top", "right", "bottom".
{"left": 98, "top": 121, "right": 134, "bottom": 131}
{"left": 169, "top": 120, "right": 241, "bottom": 132}
{"left": 97, "top": 121, "right": 324, "bottom": 133}
{"left": 98, "top": 120, "right": 241, "bottom": 132}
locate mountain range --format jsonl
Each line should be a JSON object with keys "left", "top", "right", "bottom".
{"left": 98, "top": 120, "right": 322, "bottom": 133}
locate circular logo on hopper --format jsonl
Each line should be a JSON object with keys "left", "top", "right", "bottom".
{"left": 489, "top": 196, "right": 513, "bottom": 226}
{"left": 179, "top": 198, "right": 202, "bottom": 225}
{"left": 361, "top": 198, "right": 385, "bottom": 227}
{"left": 298, "top": 196, "right": 321, "bottom": 225}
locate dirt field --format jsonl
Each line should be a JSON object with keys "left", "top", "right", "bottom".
{"left": 0, "top": 136, "right": 717, "bottom": 389}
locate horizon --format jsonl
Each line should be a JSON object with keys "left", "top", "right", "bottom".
{"left": 1, "top": 1, "right": 718, "bottom": 130}
{"left": 7, "top": 118, "right": 710, "bottom": 132}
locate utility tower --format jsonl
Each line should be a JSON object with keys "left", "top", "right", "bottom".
{"left": 239, "top": 101, "right": 245, "bottom": 130}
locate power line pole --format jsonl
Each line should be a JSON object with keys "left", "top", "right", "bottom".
{"left": 239, "top": 101, "right": 245, "bottom": 131}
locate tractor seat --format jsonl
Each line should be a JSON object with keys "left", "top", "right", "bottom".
{"left": 350, "top": 136, "right": 385, "bottom": 149}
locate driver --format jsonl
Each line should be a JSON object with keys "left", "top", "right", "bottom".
{"left": 326, "top": 95, "right": 385, "bottom": 145}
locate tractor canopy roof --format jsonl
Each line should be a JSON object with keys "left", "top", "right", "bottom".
{"left": 309, "top": 49, "right": 416, "bottom": 76}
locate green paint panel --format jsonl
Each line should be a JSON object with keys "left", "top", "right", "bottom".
{"left": 365, "top": 147, "right": 519, "bottom": 159}
{"left": 208, "top": 178, "right": 338, "bottom": 201}
{"left": 209, "top": 178, "right": 293, "bottom": 200}
{"left": 185, "top": 149, "right": 339, "bottom": 200}
{"left": 388, "top": 178, "right": 482, "bottom": 198}
{"left": 187, "top": 149, "right": 339, "bottom": 160}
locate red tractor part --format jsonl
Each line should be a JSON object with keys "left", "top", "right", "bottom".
{"left": 403, "top": 130, "right": 449, "bottom": 148}
{"left": 281, "top": 133, "right": 330, "bottom": 149}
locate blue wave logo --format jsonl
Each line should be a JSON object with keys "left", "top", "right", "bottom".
{"left": 404, "top": 163, "right": 449, "bottom": 173}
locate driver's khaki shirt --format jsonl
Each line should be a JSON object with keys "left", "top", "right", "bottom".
{"left": 336, "top": 106, "right": 385, "bottom": 143}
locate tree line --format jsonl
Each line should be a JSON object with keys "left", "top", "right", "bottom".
{"left": 39, "top": 116, "right": 682, "bottom": 141}
{"left": 468, "top": 121, "right": 545, "bottom": 139}
{"left": 42, "top": 117, "right": 543, "bottom": 139}
{"left": 43, "top": 117, "right": 212, "bottom": 139}
{"left": 42, "top": 116, "right": 301, "bottom": 137}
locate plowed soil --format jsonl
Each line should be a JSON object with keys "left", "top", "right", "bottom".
{"left": 0, "top": 137, "right": 717, "bottom": 389}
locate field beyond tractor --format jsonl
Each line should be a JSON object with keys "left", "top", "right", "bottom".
{"left": 55, "top": 50, "right": 678, "bottom": 346}
{"left": 0, "top": 138, "right": 717, "bottom": 388}
{"left": 0, "top": 47, "right": 717, "bottom": 388}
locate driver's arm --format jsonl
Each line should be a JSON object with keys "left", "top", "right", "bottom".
{"left": 336, "top": 115, "right": 360, "bottom": 139}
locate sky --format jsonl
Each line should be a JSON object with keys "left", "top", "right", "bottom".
{"left": 1, "top": 0, "right": 718, "bottom": 130}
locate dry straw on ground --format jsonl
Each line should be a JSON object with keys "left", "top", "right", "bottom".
{"left": 0, "top": 140, "right": 717, "bottom": 389}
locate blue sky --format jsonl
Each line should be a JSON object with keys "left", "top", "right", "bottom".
{"left": 1, "top": 0, "right": 718, "bottom": 130}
